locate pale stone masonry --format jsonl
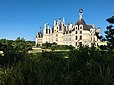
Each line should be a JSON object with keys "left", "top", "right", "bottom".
{"left": 36, "top": 9, "right": 100, "bottom": 47}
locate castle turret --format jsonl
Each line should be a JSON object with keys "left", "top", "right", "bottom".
{"left": 62, "top": 18, "right": 65, "bottom": 31}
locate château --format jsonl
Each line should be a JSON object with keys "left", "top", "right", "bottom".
{"left": 36, "top": 9, "right": 100, "bottom": 47}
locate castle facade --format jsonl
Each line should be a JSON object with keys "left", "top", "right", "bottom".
{"left": 36, "top": 9, "right": 100, "bottom": 47}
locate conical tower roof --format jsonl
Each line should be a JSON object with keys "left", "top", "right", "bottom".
{"left": 76, "top": 9, "right": 90, "bottom": 30}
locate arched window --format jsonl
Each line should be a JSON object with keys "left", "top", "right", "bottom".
{"left": 80, "top": 26, "right": 82, "bottom": 29}
{"left": 76, "top": 27, "right": 78, "bottom": 30}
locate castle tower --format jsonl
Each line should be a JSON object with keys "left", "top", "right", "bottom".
{"left": 36, "top": 9, "right": 100, "bottom": 48}
{"left": 62, "top": 18, "right": 65, "bottom": 31}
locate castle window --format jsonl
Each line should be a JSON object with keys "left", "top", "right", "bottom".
{"left": 80, "top": 26, "right": 82, "bottom": 29}
{"left": 76, "top": 36, "right": 77, "bottom": 40}
{"left": 80, "top": 31, "right": 82, "bottom": 34}
{"left": 80, "top": 36, "right": 82, "bottom": 40}
{"left": 75, "top": 42, "right": 77, "bottom": 46}
{"left": 79, "top": 42, "right": 82, "bottom": 46}
{"left": 76, "top": 31, "right": 77, "bottom": 34}
{"left": 76, "top": 27, "right": 78, "bottom": 30}
{"left": 59, "top": 25, "right": 62, "bottom": 31}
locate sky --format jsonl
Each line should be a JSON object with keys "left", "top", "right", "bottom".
{"left": 0, "top": 0, "right": 114, "bottom": 41}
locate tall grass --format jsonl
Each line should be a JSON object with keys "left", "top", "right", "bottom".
{"left": 0, "top": 47, "right": 114, "bottom": 85}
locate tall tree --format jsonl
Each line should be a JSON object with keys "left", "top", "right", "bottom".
{"left": 105, "top": 15, "right": 114, "bottom": 50}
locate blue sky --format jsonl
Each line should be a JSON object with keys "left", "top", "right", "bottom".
{"left": 0, "top": 0, "right": 114, "bottom": 41}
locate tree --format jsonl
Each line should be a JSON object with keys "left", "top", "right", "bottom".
{"left": 105, "top": 15, "right": 114, "bottom": 50}
{"left": 42, "top": 42, "right": 51, "bottom": 48}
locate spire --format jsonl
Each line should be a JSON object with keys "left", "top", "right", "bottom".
{"left": 63, "top": 17, "right": 65, "bottom": 22}
{"left": 76, "top": 9, "right": 90, "bottom": 30}
{"left": 79, "top": 9, "right": 83, "bottom": 18}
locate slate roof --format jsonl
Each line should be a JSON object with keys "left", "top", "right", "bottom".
{"left": 87, "top": 25, "right": 94, "bottom": 29}
{"left": 76, "top": 18, "right": 90, "bottom": 30}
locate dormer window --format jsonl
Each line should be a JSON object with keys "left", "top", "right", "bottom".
{"left": 76, "top": 27, "right": 78, "bottom": 30}
{"left": 80, "top": 26, "right": 82, "bottom": 29}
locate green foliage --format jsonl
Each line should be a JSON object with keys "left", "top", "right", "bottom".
{"left": 0, "top": 46, "right": 114, "bottom": 85}
{"left": 0, "top": 37, "right": 35, "bottom": 66}
{"left": 105, "top": 15, "right": 114, "bottom": 50}
{"left": 42, "top": 42, "right": 75, "bottom": 51}
{"left": 42, "top": 42, "right": 52, "bottom": 48}
{"left": 51, "top": 45, "right": 75, "bottom": 50}
{"left": 0, "top": 37, "right": 35, "bottom": 53}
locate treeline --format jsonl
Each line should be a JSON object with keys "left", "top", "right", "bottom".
{"left": 0, "top": 37, "right": 35, "bottom": 53}
{"left": 0, "top": 37, "right": 35, "bottom": 66}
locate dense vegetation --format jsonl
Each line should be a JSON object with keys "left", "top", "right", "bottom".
{"left": 42, "top": 42, "right": 75, "bottom": 51}
{"left": 0, "top": 37, "right": 34, "bottom": 52}
{"left": 104, "top": 15, "right": 114, "bottom": 50}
